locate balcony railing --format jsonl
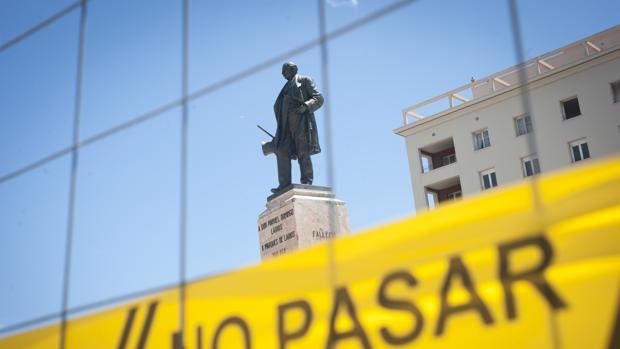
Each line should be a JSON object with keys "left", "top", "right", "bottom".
{"left": 402, "top": 25, "right": 620, "bottom": 126}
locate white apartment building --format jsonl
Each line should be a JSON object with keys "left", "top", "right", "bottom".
{"left": 395, "top": 25, "right": 620, "bottom": 211}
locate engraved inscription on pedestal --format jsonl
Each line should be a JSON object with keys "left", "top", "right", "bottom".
{"left": 257, "top": 185, "right": 350, "bottom": 260}
{"left": 258, "top": 206, "right": 298, "bottom": 258}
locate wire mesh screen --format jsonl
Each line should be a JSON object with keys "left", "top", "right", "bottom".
{"left": 1, "top": 0, "right": 619, "bottom": 347}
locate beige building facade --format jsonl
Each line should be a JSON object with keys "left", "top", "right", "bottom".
{"left": 395, "top": 25, "right": 620, "bottom": 211}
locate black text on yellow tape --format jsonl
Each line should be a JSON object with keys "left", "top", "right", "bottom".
{"left": 117, "top": 301, "right": 159, "bottom": 349}
{"left": 175, "top": 234, "right": 567, "bottom": 349}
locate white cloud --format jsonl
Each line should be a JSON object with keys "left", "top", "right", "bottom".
{"left": 327, "top": 0, "right": 358, "bottom": 8}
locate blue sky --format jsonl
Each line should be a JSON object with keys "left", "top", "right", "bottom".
{"left": 1, "top": 0, "right": 619, "bottom": 330}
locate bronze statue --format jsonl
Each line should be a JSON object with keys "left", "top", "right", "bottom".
{"left": 263, "top": 62, "right": 324, "bottom": 194}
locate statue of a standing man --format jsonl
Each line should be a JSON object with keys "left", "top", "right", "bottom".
{"left": 270, "top": 62, "right": 324, "bottom": 194}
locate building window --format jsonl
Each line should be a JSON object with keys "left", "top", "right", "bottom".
{"left": 420, "top": 153, "right": 432, "bottom": 173}
{"left": 480, "top": 168, "right": 498, "bottom": 190}
{"left": 473, "top": 129, "right": 491, "bottom": 150}
{"left": 442, "top": 153, "right": 457, "bottom": 166}
{"left": 514, "top": 115, "right": 533, "bottom": 136}
{"left": 612, "top": 80, "right": 620, "bottom": 103}
{"left": 561, "top": 97, "right": 581, "bottom": 120}
{"left": 447, "top": 190, "right": 462, "bottom": 200}
{"left": 569, "top": 139, "right": 590, "bottom": 162}
{"left": 521, "top": 155, "right": 541, "bottom": 177}
{"left": 425, "top": 191, "right": 437, "bottom": 209}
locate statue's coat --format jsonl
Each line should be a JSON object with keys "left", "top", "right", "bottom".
{"left": 273, "top": 75, "right": 323, "bottom": 159}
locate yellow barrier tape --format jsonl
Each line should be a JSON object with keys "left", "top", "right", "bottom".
{"left": 2, "top": 156, "right": 620, "bottom": 348}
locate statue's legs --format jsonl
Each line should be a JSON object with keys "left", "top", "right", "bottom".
{"left": 298, "top": 154, "right": 313, "bottom": 185}
{"left": 288, "top": 112, "right": 313, "bottom": 185}
{"left": 276, "top": 150, "right": 292, "bottom": 189}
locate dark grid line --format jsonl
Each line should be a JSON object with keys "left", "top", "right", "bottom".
{"left": 59, "top": 1, "right": 88, "bottom": 348}
{"left": 0, "top": 314, "right": 60, "bottom": 336}
{"left": 506, "top": 0, "right": 560, "bottom": 348}
{"left": 0, "top": 99, "right": 182, "bottom": 184}
{"left": 0, "top": 281, "right": 179, "bottom": 337}
{"left": 0, "top": 262, "right": 248, "bottom": 336}
{"left": 0, "top": 263, "right": 244, "bottom": 337}
{"left": 0, "top": 1, "right": 83, "bottom": 53}
{"left": 318, "top": 0, "right": 335, "bottom": 191}
{"left": 317, "top": 0, "right": 339, "bottom": 292}
{"left": 0, "top": 0, "right": 416, "bottom": 185}
{"left": 178, "top": 0, "right": 190, "bottom": 346}
{"left": 506, "top": 0, "right": 543, "bottom": 211}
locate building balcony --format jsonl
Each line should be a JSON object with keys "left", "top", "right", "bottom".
{"left": 419, "top": 137, "right": 456, "bottom": 174}
{"left": 424, "top": 176, "right": 462, "bottom": 209}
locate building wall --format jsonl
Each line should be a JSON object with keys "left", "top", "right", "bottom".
{"left": 401, "top": 49, "right": 620, "bottom": 211}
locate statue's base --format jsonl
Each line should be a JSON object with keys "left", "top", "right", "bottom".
{"left": 257, "top": 184, "right": 350, "bottom": 260}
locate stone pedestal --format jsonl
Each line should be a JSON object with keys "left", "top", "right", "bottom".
{"left": 257, "top": 185, "right": 350, "bottom": 260}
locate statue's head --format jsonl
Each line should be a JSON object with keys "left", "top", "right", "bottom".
{"left": 282, "top": 62, "right": 298, "bottom": 81}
